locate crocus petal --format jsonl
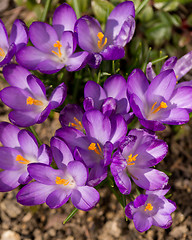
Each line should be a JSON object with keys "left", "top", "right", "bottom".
{"left": 3, "top": 64, "right": 31, "bottom": 89}
{"left": 160, "top": 108, "right": 189, "bottom": 125}
{"left": 146, "top": 184, "right": 171, "bottom": 197}
{"left": 133, "top": 211, "right": 153, "bottom": 232}
{"left": 18, "top": 171, "right": 32, "bottom": 185}
{"left": 129, "top": 94, "right": 146, "bottom": 119}
{"left": 113, "top": 170, "right": 132, "bottom": 195}
{"left": 46, "top": 189, "right": 70, "bottom": 209}
{"left": 174, "top": 51, "right": 192, "bottom": 80}
{"left": 27, "top": 75, "right": 47, "bottom": 97}
{"left": 146, "top": 62, "right": 156, "bottom": 82}
{"left": 0, "top": 43, "right": 16, "bottom": 67}
{"left": 53, "top": 3, "right": 77, "bottom": 38}
{"left": 134, "top": 194, "right": 147, "bottom": 208}
{"left": 83, "top": 110, "right": 111, "bottom": 144}
{"left": 87, "top": 164, "right": 108, "bottom": 186}
{"left": 0, "top": 147, "right": 22, "bottom": 170}
{"left": 60, "top": 31, "right": 76, "bottom": 57}
{"left": 29, "top": 22, "right": 58, "bottom": 52}
{"left": 71, "top": 186, "right": 100, "bottom": 211}
{"left": 139, "top": 118, "right": 166, "bottom": 132}
{"left": 86, "top": 53, "right": 102, "bottom": 68}
{"left": 67, "top": 161, "right": 88, "bottom": 186}
{"left": 9, "top": 19, "right": 28, "bottom": 51}
{"left": 16, "top": 182, "right": 55, "bottom": 205}
{"left": 49, "top": 82, "right": 67, "bottom": 109}
{"left": 18, "top": 130, "right": 38, "bottom": 159}
{"left": 152, "top": 213, "right": 173, "bottom": 229}
{"left": 103, "top": 141, "right": 113, "bottom": 166}
{"left": 9, "top": 110, "right": 40, "bottom": 127}
{"left": 125, "top": 202, "right": 134, "bottom": 219}
{"left": 65, "top": 51, "right": 88, "bottom": 72}
{"left": 105, "top": 1, "right": 135, "bottom": 43}
{"left": 170, "top": 86, "right": 192, "bottom": 110}
{"left": 101, "top": 45, "right": 124, "bottom": 60}
{"left": 161, "top": 56, "right": 177, "bottom": 72}
{"left": 36, "top": 59, "right": 64, "bottom": 74}
{"left": 83, "top": 97, "right": 94, "bottom": 111}
{"left": 101, "top": 97, "right": 116, "bottom": 117}
{"left": 0, "top": 122, "right": 20, "bottom": 148}
{"left": 75, "top": 16, "right": 102, "bottom": 52}
{"left": 84, "top": 81, "right": 107, "bottom": 109}
{"left": 38, "top": 144, "right": 52, "bottom": 165}
{"left": 50, "top": 137, "right": 74, "bottom": 168}
{"left": 0, "top": 170, "right": 21, "bottom": 192}
{"left": 130, "top": 168, "right": 168, "bottom": 190}
{"left": 0, "top": 19, "right": 8, "bottom": 48}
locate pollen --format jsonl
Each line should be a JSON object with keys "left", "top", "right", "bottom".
{"left": 88, "top": 142, "right": 103, "bottom": 157}
{"left": 144, "top": 203, "right": 153, "bottom": 211}
{"left": 127, "top": 154, "right": 138, "bottom": 166}
{"left": 26, "top": 97, "right": 43, "bottom": 106}
{"left": 97, "top": 32, "right": 107, "bottom": 50}
{"left": 0, "top": 47, "right": 5, "bottom": 58}
{"left": 69, "top": 117, "right": 83, "bottom": 131}
{"left": 151, "top": 101, "right": 167, "bottom": 114}
{"left": 16, "top": 155, "right": 30, "bottom": 164}
{"left": 52, "top": 40, "right": 62, "bottom": 58}
{"left": 55, "top": 176, "right": 69, "bottom": 186}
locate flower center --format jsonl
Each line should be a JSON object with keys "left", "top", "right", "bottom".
{"left": 52, "top": 41, "right": 62, "bottom": 58}
{"left": 0, "top": 47, "right": 5, "bottom": 58}
{"left": 88, "top": 142, "right": 103, "bottom": 157}
{"left": 144, "top": 203, "right": 153, "bottom": 211}
{"left": 26, "top": 97, "right": 43, "bottom": 106}
{"left": 16, "top": 155, "right": 30, "bottom": 164}
{"left": 127, "top": 154, "right": 138, "bottom": 166}
{"left": 151, "top": 101, "right": 167, "bottom": 114}
{"left": 69, "top": 117, "right": 83, "bottom": 131}
{"left": 97, "top": 32, "right": 107, "bottom": 50}
{"left": 55, "top": 176, "right": 69, "bottom": 186}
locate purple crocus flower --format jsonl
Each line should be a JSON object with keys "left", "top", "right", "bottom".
{"left": 0, "top": 64, "right": 67, "bottom": 127}
{"left": 125, "top": 185, "right": 176, "bottom": 232}
{"left": 127, "top": 69, "right": 192, "bottom": 131}
{"left": 16, "top": 3, "right": 88, "bottom": 74}
{"left": 0, "top": 122, "right": 51, "bottom": 192}
{"left": 111, "top": 129, "right": 168, "bottom": 195}
{"left": 83, "top": 74, "right": 134, "bottom": 123}
{"left": 75, "top": 1, "right": 135, "bottom": 68}
{"left": 16, "top": 137, "right": 100, "bottom": 210}
{"left": 0, "top": 19, "right": 28, "bottom": 67}
{"left": 56, "top": 109, "right": 127, "bottom": 186}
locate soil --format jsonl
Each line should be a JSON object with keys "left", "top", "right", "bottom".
{"left": 0, "top": 1, "right": 192, "bottom": 240}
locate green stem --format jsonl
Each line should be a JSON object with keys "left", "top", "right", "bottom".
{"left": 135, "top": 0, "right": 149, "bottom": 17}
{"left": 41, "top": 0, "right": 52, "bottom": 22}
{"left": 28, "top": 126, "right": 42, "bottom": 146}
{"left": 107, "top": 176, "right": 124, "bottom": 207}
{"left": 151, "top": 55, "right": 168, "bottom": 65}
{"left": 63, "top": 208, "right": 78, "bottom": 224}
{"left": 141, "top": 47, "right": 151, "bottom": 73}
{"left": 73, "top": 0, "right": 81, "bottom": 19}
{"left": 112, "top": 60, "right": 115, "bottom": 74}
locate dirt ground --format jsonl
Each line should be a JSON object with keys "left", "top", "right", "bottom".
{"left": 0, "top": 1, "right": 192, "bottom": 240}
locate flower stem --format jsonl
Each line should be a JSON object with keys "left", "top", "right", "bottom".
{"left": 63, "top": 207, "right": 78, "bottom": 224}
{"left": 73, "top": 0, "right": 81, "bottom": 19}
{"left": 28, "top": 126, "right": 42, "bottom": 146}
{"left": 41, "top": 0, "right": 52, "bottom": 22}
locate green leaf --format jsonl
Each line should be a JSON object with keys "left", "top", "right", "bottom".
{"left": 91, "top": 0, "right": 114, "bottom": 23}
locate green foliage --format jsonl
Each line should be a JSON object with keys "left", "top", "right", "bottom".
{"left": 91, "top": 0, "right": 114, "bottom": 23}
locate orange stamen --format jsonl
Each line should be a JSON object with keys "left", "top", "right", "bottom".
{"left": 97, "top": 32, "right": 107, "bottom": 50}
{"left": 55, "top": 176, "right": 69, "bottom": 186}
{"left": 52, "top": 41, "right": 62, "bottom": 58}
{"left": 70, "top": 117, "right": 83, "bottom": 131}
{"left": 151, "top": 101, "right": 167, "bottom": 114}
{"left": 145, "top": 203, "right": 153, "bottom": 211}
{"left": 16, "top": 155, "right": 30, "bottom": 164}
{"left": 127, "top": 154, "right": 138, "bottom": 166}
{"left": 26, "top": 97, "right": 43, "bottom": 106}
{"left": 0, "top": 47, "right": 5, "bottom": 58}
{"left": 88, "top": 142, "right": 103, "bottom": 157}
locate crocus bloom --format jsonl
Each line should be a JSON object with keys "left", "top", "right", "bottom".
{"left": 0, "top": 64, "right": 67, "bottom": 127}
{"left": 0, "top": 19, "right": 28, "bottom": 67}
{"left": 56, "top": 109, "right": 127, "bottom": 186}
{"left": 16, "top": 137, "right": 100, "bottom": 210}
{"left": 127, "top": 69, "right": 192, "bottom": 131}
{"left": 75, "top": 1, "right": 135, "bottom": 68}
{"left": 111, "top": 129, "right": 168, "bottom": 194}
{"left": 125, "top": 185, "right": 176, "bottom": 232}
{"left": 16, "top": 3, "right": 88, "bottom": 74}
{"left": 83, "top": 74, "right": 134, "bottom": 123}
{"left": 0, "top": 122, "right": 51, "bottom": 192}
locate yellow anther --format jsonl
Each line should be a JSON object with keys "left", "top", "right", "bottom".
{"left": 16, "top": 155, "right": 30, "bottom": 164}
{"left": 88, "top": 142, "right": 103, "bottom": 156}
{"left": 151, "top": 101, "right": 167, "bottom": 114}
{"left": 55, "top": 176, "right": 69, "bottom": 186}
{"left": 0, "top": 47, "right": 5, "bottom": 58}
{"left": 176, "top": 75, "right": 179, "bottom": 79}
{"left": 69, "top": 117, "right": 83, "bottom": 131}
{"left": 26, "top": 97, "right": 43, "bottom": 106}
{"left": 145, "top": 203, "right": 153, "bottom": 211}
{"left": 127, "top": 154, "right": 138, "bottom": 166}
{"left": 52, "top": 40, "right": 62, "bottom": 58}
{"left": 97, "top": 32, "right": 107, "bottom": 50}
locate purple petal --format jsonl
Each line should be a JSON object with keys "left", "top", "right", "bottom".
{"left": 101, "top": 97, "right": 116, "bottom": 117}
{"left": 160, "top": 108, "right": 189, "bottom": 125}
{"left": 101, "top": 45, "right": 125, "bottom": 60}
{"left": 146, "top": 184, "right": 171, "bottom": 197}
{"left": 16, "top": 182, "right": 55, "bottom": 205}
{"left": 0, "top": 19, "right": 8, "bottom": 48}
{"left": 36, "top": 59, "right": 64, "bottom": 74}
{"left": 0, "top": 122, "right": 20, "bottom": 148}
{"left": 119, "top": 135, "right": 137, "bottom": 156}
{"left": 125, "top": 202, "right": 134, "bottom": 219}
{"left": 133, "top": 211, "right": 153, "bottom": 232}
{"left": 50, "top": 137, "right": 74, "bottom": 168}
{"left": 9, "top": 19, "right": 28, "bottom": 52}
{"left": 49, "top": 82, "right": 67, "bottom": 109}
{"left": 0, "top": 147, "right": 22, "bottom": 170}
{"left": 60, "top": 31, "right": 76, "bottom": 57}
{"left": 152, "top": 213, "right": 173, "bottom": 229}
{"left": 9, "top": 110, "right": 40, "bottom": 127}
{"left": 83, "top": 97, "right": 94, "bottom": 111}
{"left": 134, "top": 194, "right": 147, "bottom": 208}
{"left": 113, "top": 170, "right": 132, "bottom": 195}
{"left": 67, "top": 161, "right": 88, "bottom": 186}
{"left": 18, "top": 171, "right": 32, "bottom": 185}
{"left": 170, "top": 86, "right": 192, "bottom": 110}
{"left": 86, "top": 53, "right": 102, "bottom": 68}
{"left": 87, "top": 164, "right": 108, "bottom": 186}
{"left": 29, "top": 22, "right": 58, "bottom": 52}
{"left": 161, "top": 56, "right": 177, "bottom": 72}
{"left": 75, "top": 16, "right": 102, "bottom": 52}
{"left": 65, "top": 51, "right": 88, "bottom": 72}
{"left": 53, "top": 3, "right": 77, "bottom": 38}
{"left": 0, "top": 43, "right": 16, "bottom": 67}
{"left": 174, "top": 51, "right": 192, "bottom": 80}
{"left": 146, "top": 62, "right": 156, "bottom": 82}
{"left": 139, "top": 118, "right": 166, "bottom": 132}
{"left": 38, "top": 144, "right": 52, "bottom": 165}
{"left": 103, "top": 141, "right": 113, "bottom": 166}
{"left": 46, "top": 189, "right": 70, "bottom": 209}
{"left": 0, "top": 170, "right": 21, "bottom": 192}
{"left": 27, "top": 75, "right": 47, "bottom": 98}
{"left": 71, "top": 186, "right": 100, "bottom": 210}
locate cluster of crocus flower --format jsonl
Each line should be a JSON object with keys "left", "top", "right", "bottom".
{"left": 1, "top": 0, "right": 192, "bottom": 233}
